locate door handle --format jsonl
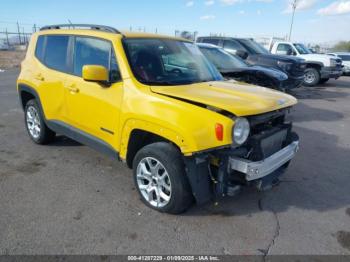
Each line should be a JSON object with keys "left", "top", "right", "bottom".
{"left": 35, "top": 74, "right": 45, "bottom": 81}
{"left": 68, "top": 85, "right": 79, "bottom": 93}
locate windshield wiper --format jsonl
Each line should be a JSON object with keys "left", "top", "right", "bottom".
{"left": 140, "top": 80, "right": 179, "bottom": 86}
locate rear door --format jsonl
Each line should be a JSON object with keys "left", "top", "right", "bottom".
{"left": 33, "top": 35, "right": 70, "bottom": 121}
{"left": 64, "top": 36, "right": 123, "bottom": 146}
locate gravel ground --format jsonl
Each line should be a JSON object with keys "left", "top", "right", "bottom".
{"left": 0, "top": 69, "right": 350, "bottom": 256}
{"left": 0, "top": 51, "right": 25, "bottom": 70}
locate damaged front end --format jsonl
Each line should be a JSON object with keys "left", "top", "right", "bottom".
{"left": 184, "top": 108, "right": 299, "bottom": 205}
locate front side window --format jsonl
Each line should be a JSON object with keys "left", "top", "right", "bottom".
{"left": 44, "top": 35, "right": 69, "bottom": 72}
{"left": 199, "top": 47, "right": 247, "bottom": 72}
{"left": 277, "top": 44, "right": 294, "bottom": 55}
{"left": 74, "top": 37, "right": 109, "bottom": 76}
{"left": 123, "top": 38, "right": 222, "bottom": 85}
{"left": 339, "top": 55, "right": 350, "bottom": 61}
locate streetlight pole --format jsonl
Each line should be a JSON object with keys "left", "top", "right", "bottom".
{"left": 288, "top": 0, "right": 297, "bottom": 41}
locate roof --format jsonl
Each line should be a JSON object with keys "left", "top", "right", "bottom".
{"left": 121, "top": 31, "right": 191, "bottom": 42}
{"left": 196, "top": 43, "right": 220, "bottom": 49}
{"left": 38, "top": 24, "right": 190, "bottom": 42}
{"left": 197, "top": 36, "right": 251, "bottom": 40}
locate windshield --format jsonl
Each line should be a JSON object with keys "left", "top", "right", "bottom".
{"left": 293, "top": 43, "right": 312, "bottom": 55}
{"left": 123, "top": 38, "right": 223, "bottom": 85}
{"left": 237, "top": 39, "right": 269, "bottom": 55}
{"left": 339, "top": 55, "right": 350, "bottom": 61}
{"left": 199, "top": 46, "right": 248, "bottom": 71}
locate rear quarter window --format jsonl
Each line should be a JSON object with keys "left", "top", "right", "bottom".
{"left": 35, "top": 35, "right": 45, "bottom": 62}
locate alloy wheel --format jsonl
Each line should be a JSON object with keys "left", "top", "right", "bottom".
{"left": 136, "top": 157, "right": 172, "bottom": 208}
{"left": 26, "top": 106, "right": 41, "bottom": 139}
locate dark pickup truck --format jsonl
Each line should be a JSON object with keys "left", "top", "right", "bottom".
{"left": 197, "top": 37, "right": 306, "bottom": 89}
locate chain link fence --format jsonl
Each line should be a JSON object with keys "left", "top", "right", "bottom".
{"left": 0, "top": 22, "right": 40, "bottom": 50}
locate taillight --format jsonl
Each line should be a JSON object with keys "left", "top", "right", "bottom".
{"left": 215, "top": 123, "right": 224, "bottom": 141}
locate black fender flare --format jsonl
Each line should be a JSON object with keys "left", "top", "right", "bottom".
{"left": 17, "top": 84, "right": 47, "bottom": 119}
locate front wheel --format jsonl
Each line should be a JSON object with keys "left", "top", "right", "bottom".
{"left": 133, "top": 142, "right": 194, "bottom": 214}
{"left": 303, "top": 68, "right": 320, "bottom": 87}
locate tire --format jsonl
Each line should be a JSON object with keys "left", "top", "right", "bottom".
{"left": 303, "top": 68, "right": 320, "bottom": 87}
{"left": 24, "top": 99, "right": 56, "bottom": 145}
{"left": 319, "top": 78, "right": 329, "bottom": 84}
{"left": 132, "top": 142, "right": 194, "bottom": 214}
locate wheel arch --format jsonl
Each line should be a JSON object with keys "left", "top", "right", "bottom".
{"left": 17, "top": 84, "right": 45, "bottom": 117}
{"left": 120, "top": 119, "right": 191, "bottom": 168}
{"left": 305, "top": 62, "right": 323, "bottom": 71}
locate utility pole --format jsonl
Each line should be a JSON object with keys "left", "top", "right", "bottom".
{"left": 5, "top": 28, "right": 10, "bottom": 47}
{"left": 17, "top": 21, "right": 22, "bottom": 45}
{"left": 288, "top": 0, "right": 297, "bottom": 41}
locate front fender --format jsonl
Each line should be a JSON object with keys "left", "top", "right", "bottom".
{"left": 119, "top": 119, "right": 190, "bottom": 160}
{"left": 118, "top": 82, "right": 234, "bottom": 159}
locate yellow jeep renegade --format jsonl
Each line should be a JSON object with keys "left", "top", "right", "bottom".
{"left": 17, "top": 24, "right": 299, "bottom": 214}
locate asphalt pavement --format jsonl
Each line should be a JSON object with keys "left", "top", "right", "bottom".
{"left": 0, "top": 69, "right": 350, "bottom": 255}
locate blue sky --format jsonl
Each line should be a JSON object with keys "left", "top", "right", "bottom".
{"left": 1, "top": 0, "right": 349, "bottom": 44}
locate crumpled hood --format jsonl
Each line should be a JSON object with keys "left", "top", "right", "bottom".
{"left": 151, "top": 81, "right": 297, "bottom": 117}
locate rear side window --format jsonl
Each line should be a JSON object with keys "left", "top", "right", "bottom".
{"left": 201, "top": 38, "right": 220, "bottom": 46}
{"left": 223, "top": 40, "right": 244, "bottom": 52}
{"left": 44, "top": 35, "right": 70, "bottom": 72}
{"left": 73, "top": 37, "right": 111, "bottom": 77}
{"left": 35, "top": 36, "right": 45, "bottom": 62}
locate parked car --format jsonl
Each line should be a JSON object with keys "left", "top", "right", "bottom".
{"left": 328, "top": 52, "right": 350, "bottom": 76}
{"left": 197, "top": 36, "right": 306, "bottom": 89}
{"left": 18, "top": 24, "right": 300, "bottom": 214}
{"left": 269, "top": 41, "right": 343, "bottom": 86}
{"left": 197, "top": 43, "right": 290, "bottom": 91}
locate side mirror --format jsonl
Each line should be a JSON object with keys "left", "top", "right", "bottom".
{"left": 82, "top": 65, "right": 109, "bottom": 83}
{"left": 236, "top": 50, "right": 248, "bottom": 60}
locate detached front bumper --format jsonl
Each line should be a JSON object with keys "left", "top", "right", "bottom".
{"left": 229, "top": 141, "right": 299, "bottom": 181}
{"left": 321, "top": 66, "right": 343, "bottom": 79}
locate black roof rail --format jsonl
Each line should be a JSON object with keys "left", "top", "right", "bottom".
{"left": 40, "top": 24, "right": 122, "bottom": 34}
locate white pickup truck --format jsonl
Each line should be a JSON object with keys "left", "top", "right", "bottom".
{"left": 269, "top": 41, "right": 343, "bottom": 86}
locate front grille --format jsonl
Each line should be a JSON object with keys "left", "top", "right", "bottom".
{"left": 335, "top": 59, "right": 343, "bottom": 69}
{"left": 246, "top": 110, "right": 292, "bottom": 161}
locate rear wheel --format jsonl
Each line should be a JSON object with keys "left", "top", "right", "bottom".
{"left": 24, "top": 99, "right": 55, "bottom": 144}
{"left": 303, "top": 68, "right": 320, "bottom": 87}
{"left": 133, "top": 142, "right": 193, "bottom": 214}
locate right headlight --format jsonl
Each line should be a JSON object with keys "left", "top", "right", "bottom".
{"left": 277, "top": 61, "right": 293, "bottom": 72}
{"left": 330, "top": 58, "right": 337, "bottom": 67}
{"left": 233, "top": 117, "right": 250, "bottom": 146}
